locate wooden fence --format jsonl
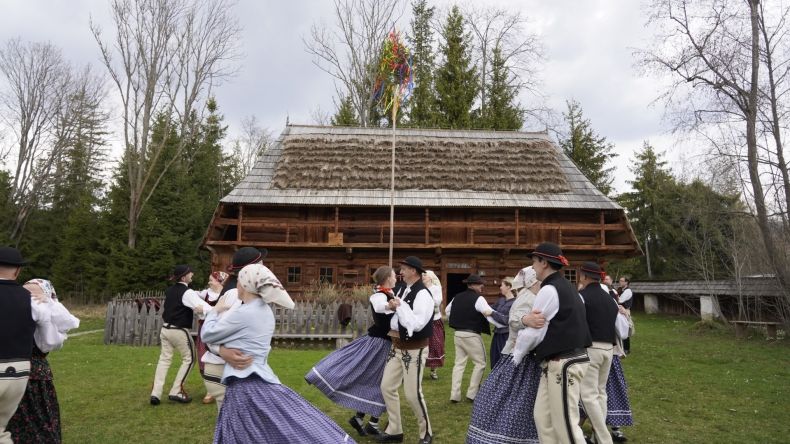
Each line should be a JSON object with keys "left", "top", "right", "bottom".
{"left": 104, "top": 293, "right": 373, "bottom": 348}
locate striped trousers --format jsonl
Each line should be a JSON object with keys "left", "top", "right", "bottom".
{"left": 151, "top": 326, "right": 195, "bottom": 398}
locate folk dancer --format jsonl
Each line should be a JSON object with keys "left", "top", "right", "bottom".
{"left": 150, "top": 264, "right": 212, "bottom": 405}
{"left": 196, "top": 271, "right": 227, "bottom": 404}
{"left": 377, "top": 256, "right": 434, "bottom": 444}
{"left": 306, "top": 266, "right": 397, "bottom": 437}
{"left": 467, "top": 266, "right": 543, "bottom": 444}
{"left": 423, "top": 270, "right": 445, "bottom": 380}
{"left": 202, "top": 264, "right": 355, "bottom": 443}
{"left": 0, "top": 247, "right": 58, "bottom": 444}
{"left": 7, "top": 279, "right": 80, "bottom": 444}
{"left": 489, "top": 277, "right": 516, "bottom": 368}
{"left": 577, "top": 262, "right": 630, "bottom": 444}
{"left": 617, "top": 277, "right": 633, "bottom": 355}
{"left": 446, "top": 273, "right": 494, "bottom": 403}
{"left": 513, "top": 242, "right": 592, "bottom": 444}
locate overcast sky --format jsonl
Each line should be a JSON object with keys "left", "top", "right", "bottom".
{"left": 0, "top": 0, "right": 695, "bottom": 194}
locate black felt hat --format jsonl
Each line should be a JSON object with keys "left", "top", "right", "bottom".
{"left": 580, "top": 261, "right": 604, "bottom": 280}
{"left": 398, "top": 256, "right": 425, "bottom": 274}
{"left": 463, "top": 273, "right": 485, "bottom": 285}
{"left": 0, "top": 247, "right": 28, "bottom": 266}
{"left": 229, "top": 247, "right": 268, "bottom": 271}
{"left": 171, "top": 264, "right": 192, "bottom": 281}
{"left": 527, "top": 242, "right": 569, "bottom": 267}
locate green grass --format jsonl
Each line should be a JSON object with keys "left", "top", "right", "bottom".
{"left": 49, "top": 314, "right": 789, "bottom": 443}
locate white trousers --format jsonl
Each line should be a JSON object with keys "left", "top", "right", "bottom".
{"left": 151, "top": 327, "right": 195, "bottom": 398}
{"left": 202, "top": 362, "right": 226, "bottom": 413}
{"left": 0, "top": 360, "right": 30, "bottom": 444}
{"left": 450, "top": 331, "right": 487, "bottom": 401}
{"left": 581, "top": 343, "right": 614, "bottom": 444}
{"left": 534, "top": 354, "right": 590, "bottom": 444}
{"left": 380, "top": 345, "right": 432, "bottom": 440}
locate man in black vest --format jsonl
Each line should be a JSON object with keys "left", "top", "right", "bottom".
{"left": 0, "top": 247, "right": 35, "bottom": 444}
{"left": 377, "top": 256, "right": 434, "bottom": 444}
{"left": 617, "top": 276, "right": 633, "bottom": 355}
{"left": 579, "top": 262, "right": 620, "bottom": 444}
{"left": 446, "top": 273, "right": 493, "bottom": 403}
{"left": 150, "top": 264, "right": 212, "bottom": 405}
{"left": 518, "top": 242, "right": 592, "bottom": 443}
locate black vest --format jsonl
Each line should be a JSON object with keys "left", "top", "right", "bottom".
{"left": 620, "top": 287, "right": 633, "bottom": 309}
{"left": 0, "top": 280, "right": 35, "bottom": 360}
{"left": 220, "top": 275, "right": 237, "bottom": 297}
{"left": 581, "top": 284, "right": 618, "bottom": 344}
{"left": 368, "top": 291, "right": 395, "bottom": 339}
{"left": 162, "top": 283, "right": 193, "bottom": 329}
{"left": 396, "top": 280, "right": 433, "bottom": 341}
{"left": 448, "top": 289, "right": 490, "bottom": 335}
{"left": 534, "top": 272, "right": 592, "bottom": 361}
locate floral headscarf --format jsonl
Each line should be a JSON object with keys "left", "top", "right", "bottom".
{"left": 25, "top": 278, "right": 57, "bottom": 301}
{"left": 238, "top": 264, "right": 295, "bottom": 309}
{"left": 211, "top": 271, "right": 229, "bottom": 284}
{"left": 512, "top": 266, "right": 538, "bottom": 291}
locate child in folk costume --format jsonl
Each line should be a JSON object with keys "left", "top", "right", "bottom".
{"left": 467, "top": 267, "right": 543, "bottom": 444}
{"left": 306, "top": 266, "right": 398, "bottom": 437}
{"left": 422, "top": 270, "right": 445, "bottom": 380}
{"left": 488, "top": 277, "right": 517, "bottom": 369}
{"left": 7, "top": 279, "right": 80, "bottom": 444}
{"left": 195, "top": 271, "right": 227, "bottom": 405}
{"left": 201, "top": 264, "right": 355, "bottom": 444}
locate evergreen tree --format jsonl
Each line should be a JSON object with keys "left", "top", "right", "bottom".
{"left": 407, "top": 0, "right": 438, "bottom": 127}
{"left": 479, "top": 46, "right": 524, "bottom": 130}
{"left": 331, "top": 95, "right": 359, "bottom": 126}
{"left": 560, "top": 100, "right": 617, "bottom": 196}
{"left": 435, "top": 6, "right": 477, "bottom": 129}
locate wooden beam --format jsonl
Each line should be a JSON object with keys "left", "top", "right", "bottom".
{"left": 237, "top": 205, "right": 243, "bottom": 242}
{"left": 424, "top": 208, "right": 429, "bottom": 244}
{"left": 600, "top": 211, "right": 605, "bottom": 246}
{"left": 515, "top": 209, "right": 520, "bottom": 245}
{"left": 334, "top": 207, "right": 339, "bottom": 233}
{"left": 204, "top": 240, "right": 638, "bottom": 251}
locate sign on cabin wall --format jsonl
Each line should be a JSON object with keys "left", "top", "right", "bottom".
{"left": 446, "top": 262, "right": 472, "bottom": 269}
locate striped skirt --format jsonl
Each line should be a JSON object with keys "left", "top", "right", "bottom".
{"left": 215, "top": 375, "right": 355, "bottom": 443}
{"left": 305, "top": 335, "right": 390, "bottom": 416}
{"left": 467, "top": 354, "right": 541, "bottom": 444}
{"left": 427, "top": 318, "right": 445, "bottom": 369}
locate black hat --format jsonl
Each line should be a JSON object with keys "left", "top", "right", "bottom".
{"left": 398, "top": 256, "right": 425, "bottom": 274}
{"left": 463, "top": 274, "right": 485, "bottom": 285}
{"left": 229, "top": 247, "right": 268, "bottom": 271}
{"left": 171, "top": 264, "right": 192, "bottom": 281}
{"left": 579, "top": 261, "right": 604, "bottom": 280}
{"left": 0, "top": 247, "right": 28, "bottom": 266}
{"left": 527, "top": 242, "right": 569, "bottom": 267}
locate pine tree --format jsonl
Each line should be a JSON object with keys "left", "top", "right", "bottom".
{"left": 560, "top": 100, "right": 617, "bottom": 196}
{"left": 331, "top": 95, "right": 359, "bottom": 126}
{"left": 480, "top": 46, "right": 523, "bottom": 130}
{"left": 435, "top": 6, "right": 478, "bottom": 129}
{"left": 407, "top": 0, "right": 438, "bottom": 127}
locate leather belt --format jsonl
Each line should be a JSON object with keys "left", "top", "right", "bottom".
{"left": 392, "top": 337, "right": 429, "bottom": 350}
{"left": 548, "top": 348, "right": 588, "bottom": 361}
{"left": 163, "top": 323, "right": 188, "bottom": 329}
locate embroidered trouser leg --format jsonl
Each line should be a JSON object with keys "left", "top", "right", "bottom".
{"left": 534, "top": 354, "right": 590, "bottom": 444}
{"left": 380, "top": 345, "right": 432, "bottom": 439}
{"left": 152, "top": 327, "right": 195, "bottom": 398}
{"left": 0, "top": 360, "right": 30, "bottom": 444}
{"left": 202, "top": 362, "right": 226, "bottom": 412}
{"left": 581, "top": 343, "right": 614, "bottom": 444}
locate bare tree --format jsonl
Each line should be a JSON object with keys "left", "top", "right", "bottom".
{"left": 91, "top": 0, "right": 240, "bottom": 248}
{"left": 305, "top": 0, "right": 405, "bottom": 127}
{"left": 640, "top": 0, "right": 790, "bottom": 295}
{"left": 232, "top": 115, "right": 273, "bottom": 177}
{"left": 0, "top": 38, "right": 72, "bottom": 244}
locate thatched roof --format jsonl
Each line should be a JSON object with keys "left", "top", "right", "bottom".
{"left": 223, "top": 125, "right": 621, "bottom": 209}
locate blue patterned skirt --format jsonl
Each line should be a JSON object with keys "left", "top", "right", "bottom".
{"left": 214, "top": 374, "right": 355, "bottom": 444}
{"left": 305, "top": 335, "right": 389, "bottom": 416}
{"left": 466, "top": 354, "right": 541, "bottom": 444}
{"left": 579, "top": 355, "right": 634, "bottom": 427}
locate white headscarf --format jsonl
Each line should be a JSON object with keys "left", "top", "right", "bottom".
{"left": 512, "top": 266, "right": 538, "bottom": 291}
{"left": 238, "top": 264, "right": 295, "bottom": 309}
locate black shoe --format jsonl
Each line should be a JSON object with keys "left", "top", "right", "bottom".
{"left": 466, "top": 396, "right": 475, "bottom": 403}
{"left": 418, "top": 434, "right": 433, "bottom": 444}
{"left": 348, "top": 416, "right": 367, "bottom": 436}
{"left": 364, "top": 422, "right": 381, "bottom": 436}
{"left": 611, "top": 429, "right": 628, "bottom": 442}
{"left": 149, "top": 396, "right": 160, "bottom": 406}
{"left": 450, "top": 399, "right": 459, "bottom": 403}
{"left": 375, "top": 432, "right": 404, "bottom": 443}
{"left": 168, "top": 393, "right": 192, "bottom": 403}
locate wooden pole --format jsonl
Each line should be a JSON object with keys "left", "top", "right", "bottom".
{"left": 389, "top": 99, "right": 397, "bottom": 267}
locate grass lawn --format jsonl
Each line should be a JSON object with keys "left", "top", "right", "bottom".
{"left": 49, "top": 313, "right": 789, "bottom": 443}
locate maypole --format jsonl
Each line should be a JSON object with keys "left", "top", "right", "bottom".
{"left": 374, "top": 30, "right": 413, "bottom": 267}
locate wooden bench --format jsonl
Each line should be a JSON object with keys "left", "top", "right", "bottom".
{"left": 732, "top": 320, "right": 782, "bottom": 339}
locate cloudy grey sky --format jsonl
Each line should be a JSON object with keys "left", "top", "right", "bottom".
{"left": 0, "top": 0, "right": 691, "bottom": 194}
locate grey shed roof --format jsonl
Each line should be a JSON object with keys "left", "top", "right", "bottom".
{"left": 629, "top": 279, "right": 784, "bottom": 298}
{"left": 222, "top": 125, "right": 622, "bottom": 209}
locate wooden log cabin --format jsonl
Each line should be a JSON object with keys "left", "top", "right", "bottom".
{"left": 203, "top": 125, "right": 641, "bottom": 303}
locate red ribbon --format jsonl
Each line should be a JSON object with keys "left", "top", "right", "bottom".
{"left": 534, "top": 252, "right": 570, "bottom": 266}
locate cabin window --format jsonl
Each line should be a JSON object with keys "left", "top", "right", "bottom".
{"left": 287, "top": 266, "right": 301, "bottom": 283}
{"left": 319, "top": 267, "right": 334, "bottom": 284}
{"left": 564, "top": 268, "right": 578, "bottom": 285}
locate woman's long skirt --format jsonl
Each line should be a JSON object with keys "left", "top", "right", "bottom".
{"left": 305, "top": 335, "right": 390, "bottom": 416}
{"left": 579, "top": 355, "right": 634, "bottom": 427}
{"left": 489, "top": 332, "right": 508, "bottom": 369}
{"left": 426, "top": 318, "right": 445, "bottom": 369}
{"left": 215, "top": 375, "right": 355, "bottom": 443}
{"left": 7, "top": 349, "right": 60, "bottom": 443}
{"left": 466, "top": 354, "right": 541, "bottom": 444}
